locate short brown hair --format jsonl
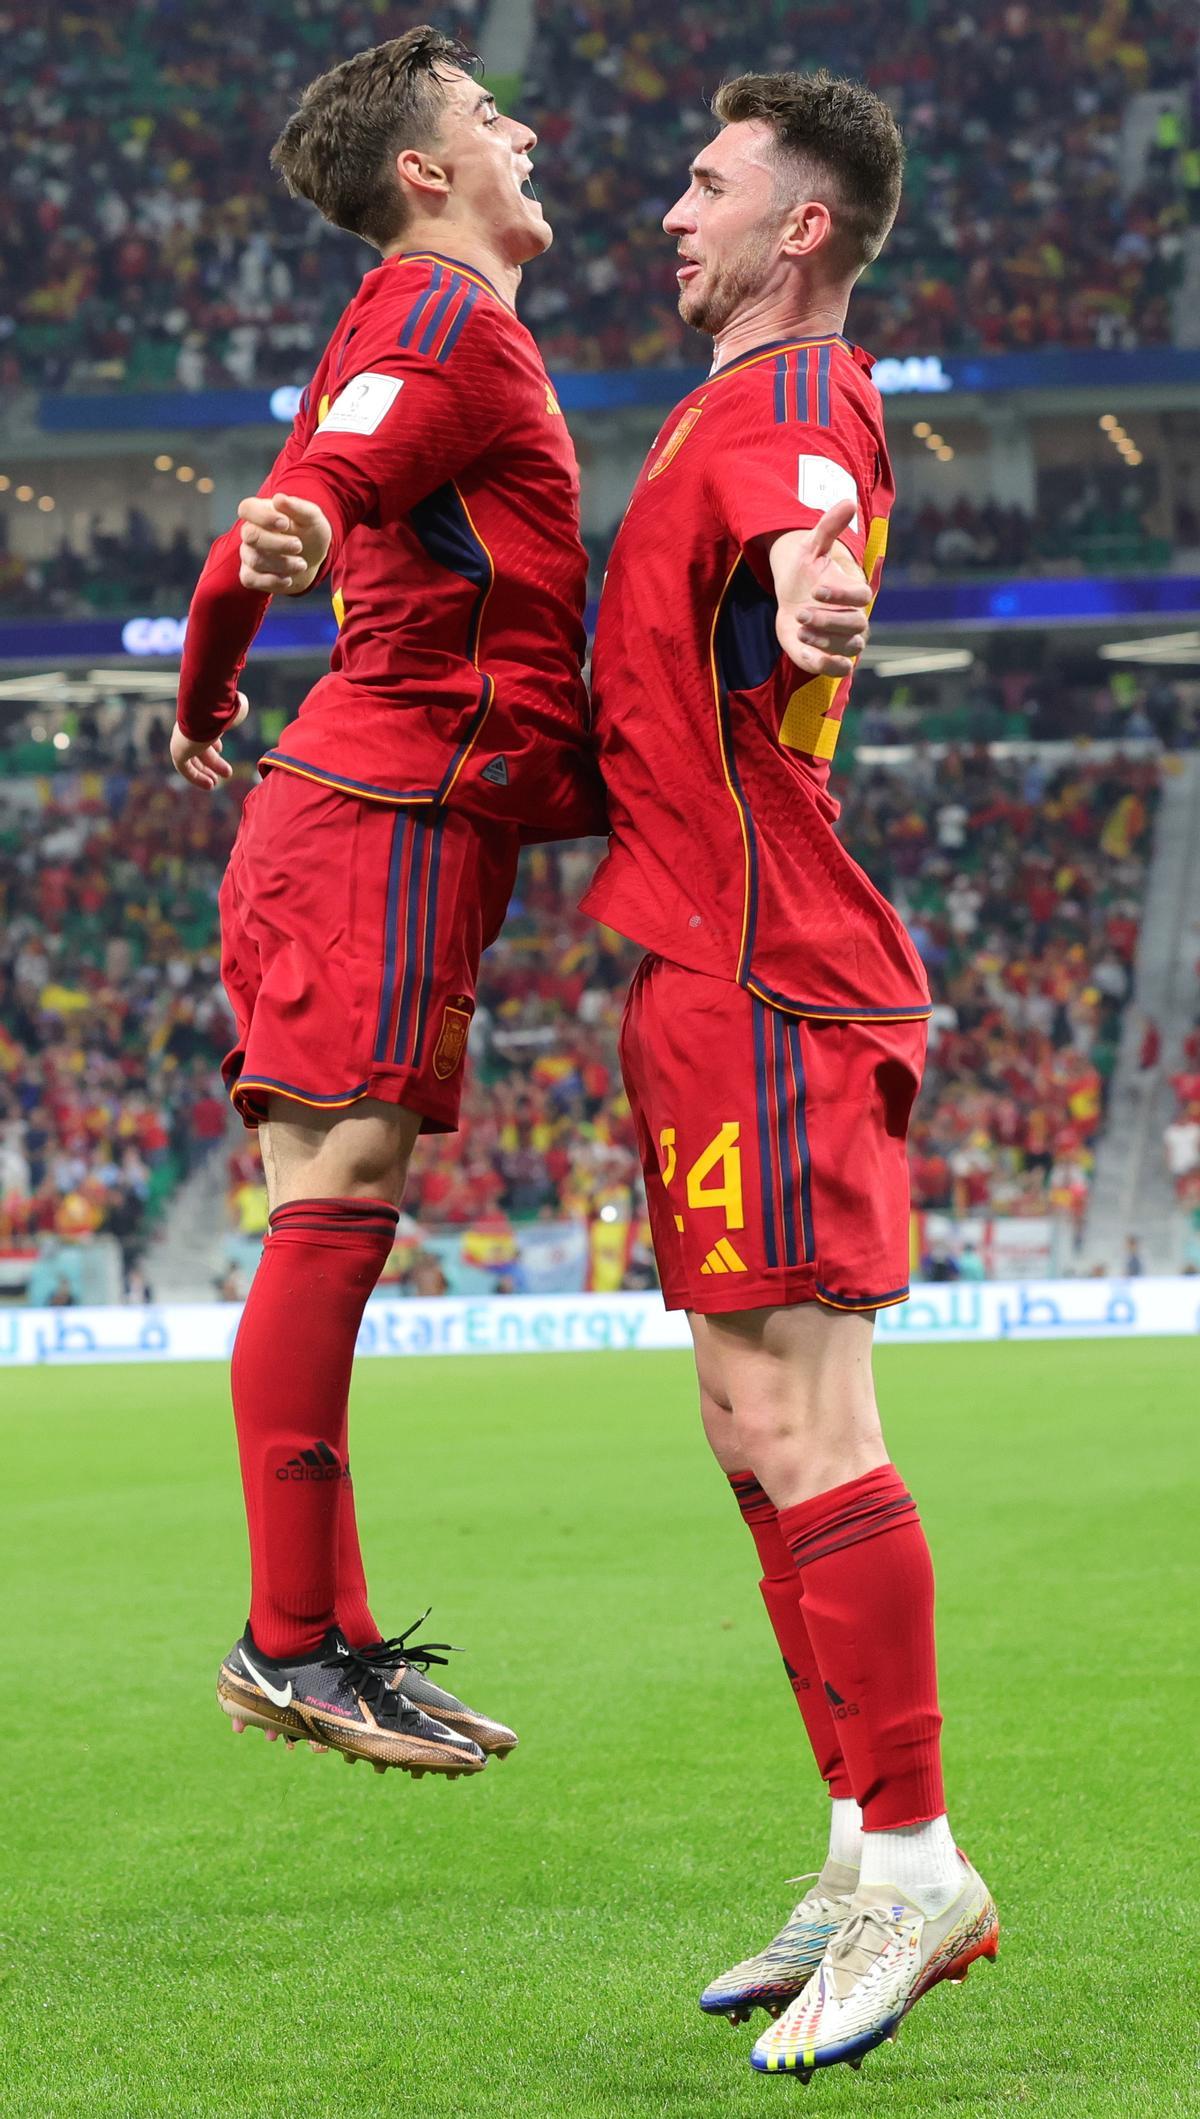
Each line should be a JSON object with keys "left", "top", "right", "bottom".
{"left": 712, "top": 70, "right": 904, "bottom": 274}
{"left": 271, "top": 26, "right": 479, "bottom": 249}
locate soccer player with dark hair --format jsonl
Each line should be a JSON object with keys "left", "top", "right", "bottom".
{"left": 171, "top": 27, "right": 609, "bottom": 1777}
{"left": 583, "top": 70, "right": 998, "bottom": 2077}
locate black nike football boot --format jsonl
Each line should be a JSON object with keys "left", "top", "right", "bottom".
{"left": 360, "top": 1612, "right": 519, "bottom": 1759}
{"left": 217, "top": 1626, "right": 486, "bottom": 1777}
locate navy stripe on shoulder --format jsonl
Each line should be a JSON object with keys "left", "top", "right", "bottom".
{"left": 436, "top": 279, "right": 480, "bottom": 363}
{"left": 816, "top": 343, "right": 831, "bottom": 427}
{"left": 397, "top": 262, "right": 443, "bottom": 349}
{"left": 417, "top": 276, "right": 462, "bottom": 357}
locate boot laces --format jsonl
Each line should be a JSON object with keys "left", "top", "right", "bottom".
{"left": 825, "top": 1902, "right": 904, "bottom": 1998}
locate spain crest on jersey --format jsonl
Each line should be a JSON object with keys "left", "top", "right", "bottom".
{"left": 647, "top": 401, "right": 704, "bottom": 481}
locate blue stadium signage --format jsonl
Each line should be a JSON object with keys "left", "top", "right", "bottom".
{"left": 0, "top": 577, "right": 1194, "bottom": 665}
{"left": 36, "top": 348, "right": 1200, "bottom": 434}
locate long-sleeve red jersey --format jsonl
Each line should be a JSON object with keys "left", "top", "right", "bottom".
{"left": 583, "top": 334, "right": 930, "bottom": 1019}
{"left": 177, "top": 250, "right": 604, "bottom": 840}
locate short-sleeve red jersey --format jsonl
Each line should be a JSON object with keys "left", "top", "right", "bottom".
{"left": 582, "top": 334, "right": 930, "bottom": 1018}
{"left": 177, "top": 251, "right": 604, "bottom": 840}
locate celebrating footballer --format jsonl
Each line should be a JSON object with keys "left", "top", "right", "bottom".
{"left": 172, "top": 29, "right": 603, "bottom": 1778}
{"left": 583, "top": 69, "right": 999, "bottom": 2080}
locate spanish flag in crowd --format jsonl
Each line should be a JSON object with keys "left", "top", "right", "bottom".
{"left": 1100, "top": 792, "right": 1146, "bottom": 861}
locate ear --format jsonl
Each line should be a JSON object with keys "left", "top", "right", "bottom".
{"left": 396, "top": 146, "right": 451, "bottom": 202}
{"left": 780, "top": 197, "right": 833, "bottom": 262}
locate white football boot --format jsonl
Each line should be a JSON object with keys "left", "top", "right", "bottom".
{"left": 750, "top": 1854, "right": 998, "bottom": 2079}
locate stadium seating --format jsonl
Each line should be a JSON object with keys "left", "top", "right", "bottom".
{"left": 2, "top": 0, "right": 487, "bottom": 394}
{"left": 0, "top": 766, "right": 239, "bottom": 1291}
{"left": 848, "top": 747, "right": 1159, "bottom": 1243}
{"left": 0, "top": 511, "right": 207, "bottom": 617}
{"left": 0, "top": 731, "right": 1176, "bottom": 1294}
{"left": 3, "top": 0, "right": 1194, "bottom": 391}
{"left": 519, "top": 0, "right": 1198, "bottom": 367}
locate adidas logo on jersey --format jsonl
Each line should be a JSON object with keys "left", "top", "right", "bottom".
{"left": 699, "top": 1238, "right": 748, "bottom": 1276}
{"left": 480, "top": 755, "right": 509, "bottom": 787}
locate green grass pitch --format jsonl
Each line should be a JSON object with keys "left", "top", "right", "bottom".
{"left": 3, "top": 1339, "right": 1197, "bottom": 2117}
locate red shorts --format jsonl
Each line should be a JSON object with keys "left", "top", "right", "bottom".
{"left": 619, "top": 956, "right": 926, "bottom": 1314}
{"left": 219, "top": 767, "right": 519, "bottom": 1132}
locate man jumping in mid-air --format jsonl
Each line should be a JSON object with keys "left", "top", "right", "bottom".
{"left": 171, "top": 28, "right": 604, "bottom": 1779}
{"left": 584, "top": 69, "right": 998, "bottom": 2079}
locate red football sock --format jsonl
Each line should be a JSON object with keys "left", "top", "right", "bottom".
{"left": 335, "top": 1477, "right": 382, "bottom": 1651}
{"left": 778, "top": 1465, "right": 945, "bottom": 1830}
{"left": 728, "top": 1470, "right": 853, "bottom": 1799}
{"left": 230, "top": 1195, "right": 397, "bottom": 1659}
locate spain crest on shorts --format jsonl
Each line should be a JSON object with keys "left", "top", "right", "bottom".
{"left": 432, "top": 999, "right": 474, "bottom": 1079}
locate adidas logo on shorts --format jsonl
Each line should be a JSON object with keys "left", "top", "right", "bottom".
{"left": 699, "top": 1238, "right": 748, "bottom": 1276}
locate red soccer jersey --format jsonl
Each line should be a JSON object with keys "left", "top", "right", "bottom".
{"left": 177, "top": 251, "right": 604, "bottom": 841}
{"left": 582, "top": 334, "right": 930, "bottom": 1019}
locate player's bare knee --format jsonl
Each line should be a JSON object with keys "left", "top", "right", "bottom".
{"left": 262, "top": 1097, "right": 421, "bottom": 1207}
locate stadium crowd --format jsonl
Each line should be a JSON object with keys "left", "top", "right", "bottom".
{"left": 0, "top": 733, "right": 1174, "bottom": 1292}
{"left": 7, "top": 459, "right": 1173, "bottom": 630}
{"left": 848, "top": 747, "right": 1158, "bottom": 1238}
{"left": 1, "top": 0, "right": 1195, "bottom": 392}
{"left": 521, "top": 0, "right": 1198, "bottom": 369}
{"left": 0, "top": 769, "right": 234, "bottom": 1287}
{"left": 1163, "top": 1009, "right": 1200, "bottom": 1274}
{"left": 0, "top": 509, "right": 207, "bottom": 619}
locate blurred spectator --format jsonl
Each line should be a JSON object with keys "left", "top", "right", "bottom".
{"left": 0, "top": 763, "right": 242, "bottom": 1275}
{"left": 853, "top": 746, "right": 1160, "bottom": 1226}
{"left": 0, "top": 513, "right": 208, "bottom": 620}
{"left": 0, "top": 1, "right": 1194, "bottom": 392}
{"left": 521, "top": 0, "right": 1197, "bottom": 370}
{"left": 0, "top": 728, "right": 1168, "bottom": 1297}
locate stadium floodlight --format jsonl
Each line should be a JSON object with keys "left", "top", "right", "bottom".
{"left": 87, "top": 669, "right": 182, "bottom": 693}
{"left": 0, "top": 670, "right": 69, "bottom": 697}
{"left": 859, "top": 646, "right": 975, "bottom": 677}
{"left": 1097, "top": 631, "right": 1200, "bottom": 664}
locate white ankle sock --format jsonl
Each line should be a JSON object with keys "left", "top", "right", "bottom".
{"left": 826, "top": 1798, "right": 863, "bottom": 1876}
{"left": 858, "top": 1814, "right": 962, "bottom": 1917}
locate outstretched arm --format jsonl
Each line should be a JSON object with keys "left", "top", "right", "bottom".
{"left": 173, "top": 420, "right": 312, "bottom": 761}
{"left": 765, "top": 499, "right": 871, "bottom": 679}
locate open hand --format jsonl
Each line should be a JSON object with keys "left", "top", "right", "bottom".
{"left": 772, "top": 499, "right": 872, "bottom": 680}
{"left": 170, "top": 693, "right": 249, "bottom": 791}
